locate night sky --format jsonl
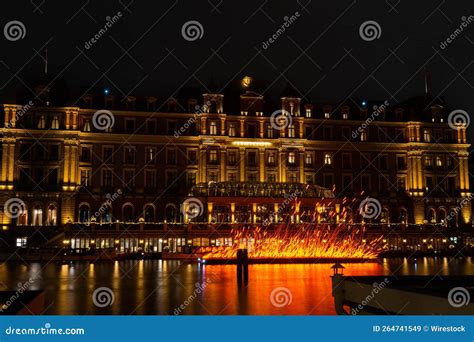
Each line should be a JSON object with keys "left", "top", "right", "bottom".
{"left": 1, "top": 0, "right": 473, "bottom": 138}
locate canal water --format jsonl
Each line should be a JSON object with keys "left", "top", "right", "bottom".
{"left": 0, "top": 258, "right": 472, "bottom": 315}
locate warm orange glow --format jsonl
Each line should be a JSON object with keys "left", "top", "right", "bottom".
{"left": 200, "top": 224, "right": 383, "bottom": 260}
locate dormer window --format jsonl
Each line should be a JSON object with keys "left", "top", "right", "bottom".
{"left": 342, "top": 113, "right": 349, "bottom": 120}
{"left": 288, "top": 124, "right": 295, "bottom": 138}
{"left": 289, "top": 103, "right": 295, "bottom": 116}
{"left": 209, "top": 121, "right": 217, "bottom": 135}
{"left": 51, "top": 116, "right": 59, "bottom": 129}
{"left": 305, "top": 108, "right": 312, "bottom": 118}
{"left": 38, "top": 116, "right": 46, "bottom": 129}
{"left": 423, "top": 129, "right": 431, "bottom": 142}
{"left": 83, "top": 119, "right": 91, "bottom": 132}
{"left": 228, "top": 123, "right": 236, "bottom": 137}
{"left": 324, "top": 153, "right": 332, "bottom": 166}
{"left": 288, "top": 152, "right": 296, "bottom": 164}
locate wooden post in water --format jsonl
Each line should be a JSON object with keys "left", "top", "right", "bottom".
{"left": 236, "top": 249, "right": 249, "bottom": 286}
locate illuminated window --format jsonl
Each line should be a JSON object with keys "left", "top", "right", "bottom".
{"left": 288, "top": 152, "right": 296, "bottom": 164}
{"left": 51, "top": 116, "right": 59, "bottom": 129}
{"left": 305, "top": 108, "right": 312, "bottom": 118}
{"left": 424, "top": 156, "right": 433, "bottom": 168}
{"left": 305, "top": 153, "right": 313, "bottom": 166}
{"left": 288, "top": 124, "right": 295, "bottom": 138}
{"left": 241, "top": 111, "right": 248, "bottom": 116}
{"left": 145, "top": 147, "right": 156, "bottom": 164}
{"left": 16, "top": 237, "right": 27, "bottom": 247}
{"left": 342, "top": 113, "right": 348, "bottom": 120}
{"left": 83, "top": 120, "right": 91, "bottom": 132}
{"left": 80, "top": 169, "right": 90, "bottom": 186}
{"left": 436, "top": 156, "right": 443, "bottom": 167}
{"left": 209, "top": 121, "right": 217, "bottom": 135}
{"left": 38, "top": 116, "right": 46, "bottom": 129}
{"left": 228, "top": 123, "right": 236, "bottom": 137}
{"left": 324, "top": 112, "right": 330, "bottom": 119}
{"left": 361, "top": 130, "right": 368, "bottom": 141}
{"left": 267, "top": 152, "right": 275, "bottom": 165}
{"left": 266, "top": 124, "right": 274, "bottom": 138}
{"left": 324, "top": 153, "right": 332, "bottom": 166}
{"left": 209, "top": 150, "right": 217, "bottom": 163}
{"left": 423, "top": 129, "right": 431, "bottom": 142}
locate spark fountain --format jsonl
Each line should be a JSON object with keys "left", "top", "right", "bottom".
{"left": 199, "top": 224, "right": 384, "bottom": 264}
{"left": 198, "top": 196, "right": 385, "bottom": 264}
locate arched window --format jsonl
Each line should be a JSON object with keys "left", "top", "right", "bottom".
{"left": 380, "top": 208, "right": 390, "bottom": 224}
{"left": 165, "top": 203, "right": 177, "bottom": 223}
{"left": 100, "top": 205, "right": 113, "bottom": 224}
{"left": 46, "top": 204, "right": 58, "bottom": 226}
{"left": 122, "top": 203, "right": 134, "bottom": 223}
{"left": 32, "top": 205, "right": 43, "bottom": 226}
{"left": 16, "top": 203, "right": 28, "bottom": 226}
{"left": 78, "top": 203, "right": 90, "bottom": 223}
{"left": 427, "top": 208, "right": 436, "bottom": 224}
{"left": 144, "top": 204, "right": 155, "bottom": 223}
{"left": 398, "top": 208, "right": 408, "bottom": 225}
{"left": 437, "top": 208, "right": 447, "bottom": 224}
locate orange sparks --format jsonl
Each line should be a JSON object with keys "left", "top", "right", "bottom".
{"left": 199, "top": 224, "right": 384, "bottom": 260}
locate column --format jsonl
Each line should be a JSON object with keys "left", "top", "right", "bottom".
{"left": 239, "top": 119, "right": 245, "bottom": 137}
{"left": 199, "top": 148, "right": 207, "bottom": 183}
{"left": 259, "top": 149, "right": 265, "bottom": 181}
{"left": 231, "top": 203, "right": 236, "bottom": 223}
{"left": 279, "top": 150, "right": 286, "bottom": 182}
{"left": 252, "top": 203, "right": 257, "bottom": 224}
{"left": 220, "top": 148, "right": 226, "bottom": 182}
{"left": 239, "top": 148, "right": 245, "bottom": 181}
{"left": 299, "top": 150, "right": 305, "bottom": 183}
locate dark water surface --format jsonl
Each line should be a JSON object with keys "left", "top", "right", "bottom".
{"left": 0, "top": 257, "right": 472, "bottom": 315}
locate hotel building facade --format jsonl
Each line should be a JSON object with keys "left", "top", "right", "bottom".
{"left": 0, "top": 87, "right": 472, "bottom": 253}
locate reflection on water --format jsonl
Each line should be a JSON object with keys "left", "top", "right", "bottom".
{"left": 0, "top": 257, "right": 472, "bottom": 315}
